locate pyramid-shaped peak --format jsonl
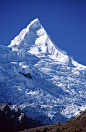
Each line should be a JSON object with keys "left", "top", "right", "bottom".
{"left": 8, "top": 18, "right": 69, "bottom": 63}
{"left": 8, "top": 18, "right": 42, "bottom": 48}
{"left": 28, "top": 18, "right": 40, "bottom": 27}
{"left": 27, "top": 18, "right": 42, "bottom": 32}
{"left": 30, "top": 18, "right": 40, "bottom": 24}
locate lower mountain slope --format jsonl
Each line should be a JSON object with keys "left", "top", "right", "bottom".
{"left": 0, "top": 44, "right": 86, "bottom": 125}
{"left": 20, "top": 109, "right": 86, "bottom": 132}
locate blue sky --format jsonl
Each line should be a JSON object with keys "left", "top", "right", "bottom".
{"left": 0, "top": 0, "right": 86, "bottom": 65}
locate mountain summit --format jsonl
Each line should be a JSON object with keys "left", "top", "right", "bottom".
{"left": 8, "top": 18, "right": 67, "bottom": 62}
{"left": 0, "top": 18, "right": 86, "bottom": 124}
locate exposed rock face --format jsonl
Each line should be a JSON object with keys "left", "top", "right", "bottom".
{"left": 0, "top": 104, "right": 15, "bottom": 132}
{"left": 0, "top": 104, "right": 39, "bottom": 132}
{"left": 19, "top": 72, "right": 32, "bottom": 79}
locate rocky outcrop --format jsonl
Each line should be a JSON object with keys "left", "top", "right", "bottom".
{"left": 0, "top": 104, "right": 14, "bottom": 132}
{"left": 19, "top": 72, "right": 32, "bottom": 79}
{"left": 0, "top": 103, "right": 39, "bottom": 132}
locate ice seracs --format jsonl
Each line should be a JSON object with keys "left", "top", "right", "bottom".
{"left": 0, "top": 18, "right": 86, "bottom": 125}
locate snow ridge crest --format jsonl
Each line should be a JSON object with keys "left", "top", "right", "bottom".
{"left": 8, "top": 18, "right": 41, "bottom": 48}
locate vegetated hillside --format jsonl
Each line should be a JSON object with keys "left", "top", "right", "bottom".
{"left": 20, "top": 109, "right": 86, "bottom": 132}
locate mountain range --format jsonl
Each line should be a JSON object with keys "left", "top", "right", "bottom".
{"left": 0, "top": 18, "right": 86, "bottom": 125}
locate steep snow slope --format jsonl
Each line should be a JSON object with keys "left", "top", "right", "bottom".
{"left": 0, "top": 18, "right": 86, "bottom": 124}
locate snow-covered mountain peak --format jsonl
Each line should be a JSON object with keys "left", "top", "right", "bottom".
{"left": 8, "top": 18, "right": 70, "bottom": 65}
{"left": 28, "top": 18, "right": 42, "bottom": 31}
{"left": 8, "top": 18, "right": 41, "bottom": 48}
{"left": 1, "top": 18, "right": 86, "bottom": 125}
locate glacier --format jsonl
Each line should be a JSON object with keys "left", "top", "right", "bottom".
{"left": 0, "top": 18, "right": 86, "bottom": 124}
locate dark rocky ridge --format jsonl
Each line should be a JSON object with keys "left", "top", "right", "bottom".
{"left": 1, "top": 103, "right": 86, "bottom": 132}
{"left": 0, "top": 103, "right": 40, "bottom": 132}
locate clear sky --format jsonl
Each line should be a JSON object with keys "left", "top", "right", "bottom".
{"left": 0, "top": 0, "right": 86, "bottom": 65}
